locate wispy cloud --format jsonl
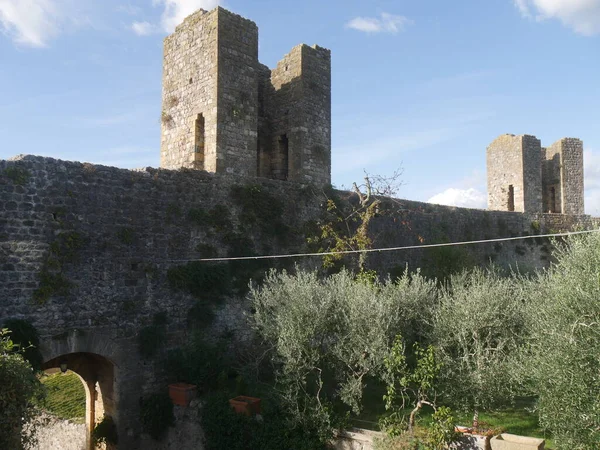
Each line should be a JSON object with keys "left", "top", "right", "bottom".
{"left": 346, "top": 12, "right": 412, "bottom": 34}
{"left": 0, "top": 0, "right": 62, "bottom": 47}
{"left": 117, "top": 4, "right": 142, "bottom": 16}
{"left": 514, "top": 0, "right": 600, "bottom": 35}
{"left": 131, "top": 21, "right": 155, "bottom": 36}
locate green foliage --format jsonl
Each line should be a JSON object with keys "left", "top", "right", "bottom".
{"left": 39, "top": 372, "right": 86, "bottom": 422}
{"left": 2, "top": 319, "right": 42, "bottom": 371}
{"left": 421, "top": 244, "right": 475, "bottom": 283}
{"left": 201, "top": 392, "right": 329, "bottom": 450}
{"left": 92, "top": 415, "right": 119, "bottom": 446}
{"left": 167, "top": 262, "right": 230, "bottom": 299}
{"left": 0, "top": 329, "right": 45, "bottom": 450}
{"left": 164, "top": 336, "right": 230, "bottom": 391}
{"left": 48, "top": 231, "right": 84, "bottom": 262}
{"left": 139, "top": 392, "right": 175, "bottom": 440}
{"left": 3, "top": 166, "right": 30, "bottom": 185}
{"left": 427, "top": 407, "right": 458, "bottom": 449}
{"left": 523, "top": 234, "right": 600, "bottom": 449}
{"left": 530, "top": 220, "right": 541, "bottom": 234}
{"left": 32, "top": 231, "right": 84, "bottom": 304}
{"left": 138, "top": 312, "right": 168, "bottom": 359}
{"left": 32, "top": 269, "right": 72, "bottom": 304}
{"left": 432, "top": 267, "right": 527, "bottom": 421}
{"left": 381, "top": 337, "right": 443, "bottom": 434}
{"left": 251, "top": 268, "right": 437, "bottom": 436}
{"left": 230, "top": 184, "right": 286, "bottom": 236}
{"left": 188, "top": 205, "right": 233, "bottom": 233}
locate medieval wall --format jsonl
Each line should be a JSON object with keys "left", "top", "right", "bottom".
{"left": 1, "top": 155, "right": 597, "bottom": 448}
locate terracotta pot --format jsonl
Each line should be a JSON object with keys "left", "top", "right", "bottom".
{"left": 168, "top": 383, "right": 197, "bottom": 406}
{"left": 228, "top": 396, "right": 261, "bottom": 416}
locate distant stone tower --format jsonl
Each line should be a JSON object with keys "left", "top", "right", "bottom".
{"left": 487, "top": 134, "right": 584, "bottom": 214}
{"left": 160, "top": 7, "right": 331, "bottom": 185}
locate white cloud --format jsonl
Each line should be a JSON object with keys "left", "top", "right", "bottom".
{"left": 131, "top": 21, "right": 155, "bottom": 36}
{"left": 153, "top": 0, "right": 220, "bottom": 33}
{"left": 427, "top": 188, "right": 487, "bottom": 209}
{"left": 346, "top": 12, "right": 411, "bottom": 34}
{"left": 514, "top": 0, "right": 600, "bottom": 35}
{"left": 0, "top": 0, "right": 62, "bottom": 47}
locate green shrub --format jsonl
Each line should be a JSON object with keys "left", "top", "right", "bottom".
{"left": 201, "top": 392, "right": 328, "bottom": 450}
{"left": 0, "top": 329, "right": 45, "bottom": 450}
{"left": 2, "top": 319, "right": 42, "bottom": 371}
{"left": 3, "top": 166, "right": 30, "bottom": 185}
{"left": 139, "top": 392, "right": 175, "bottom": 440}
{"left": 138, "top": 312, "right": 168, "bottom": 359}
{"left": 432, "top": 267, "right": 527, "bottom": 424}
{"left": 524, "top": 234, "right": 600, "bottom": 449}
{"left": 167, "top": 262, "right": 230, "bottom": 299}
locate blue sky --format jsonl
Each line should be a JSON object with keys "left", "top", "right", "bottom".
{"left": 1, "top": 0, "right": 599, "bottom": 213}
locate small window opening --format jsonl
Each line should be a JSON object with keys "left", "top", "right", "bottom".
{"left": 507, "top": 185, "right": 515, "bottom": 212}
{"left": 276, "top": 134, "right": 289, "bottom": 180}
{"left": 194, "top": 114, "right": 205, "bottom": 167}
{"left": 189, "top": 78, "right": 193, "bottom": 84}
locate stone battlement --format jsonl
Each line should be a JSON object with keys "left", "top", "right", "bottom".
{"left": 160, "top": 7, "right": 331, "bottom": 185}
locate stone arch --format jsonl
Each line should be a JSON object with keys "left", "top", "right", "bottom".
{"left": 40, "top": 331, "right": 119, "bottom": 450}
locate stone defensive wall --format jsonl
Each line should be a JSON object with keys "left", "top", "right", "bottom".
{"left": 1, "top": 155, "right": 597, "bottom": 448}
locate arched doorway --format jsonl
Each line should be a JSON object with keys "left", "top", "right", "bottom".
{"left": 42, "top": 353, "right": 116, "bottom": 450}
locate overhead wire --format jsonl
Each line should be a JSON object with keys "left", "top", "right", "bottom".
{"left": 166, "top": 228, "right": 600, "bottom": 263}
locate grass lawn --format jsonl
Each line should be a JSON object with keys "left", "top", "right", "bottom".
{"left": 39, "top": 371, "right": 86, "bottom": 423}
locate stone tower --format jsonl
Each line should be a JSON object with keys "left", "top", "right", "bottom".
{"left": 487, "top": 134, "right": 584, "bottom": 214}
{"left": 160, "top": 7, "right": 331, "bottom": 185}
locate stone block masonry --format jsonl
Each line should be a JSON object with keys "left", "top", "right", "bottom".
{"left": 160, "top": 7, "right": 331, "bottom": 186}
{"left": 0, "top": 154, "right": 597, "bottom": 448}
{"left": 487, "top": 134, "right": 584, "bottom": 215}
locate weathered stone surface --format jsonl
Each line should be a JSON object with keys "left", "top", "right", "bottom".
{"left": 1, "top": 154, "right": 597, "bottom": 449}
{"left": 160, "top": 7, "right": 331, "bottom": 186}
{"left": 487, "top": 134, "right": 584, "bottom": 214}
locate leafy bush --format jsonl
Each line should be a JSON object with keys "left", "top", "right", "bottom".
{"left": 2, "top": 319, "right": 42, "bottom": 371}
{"left": 139, "top": 392, "right": 174, "bottom": 440}
{"left": 250, "top": 268, "right": 437, "bottom": 436}
{"left": 0, "top": 329, "right": 45, "bottom": 450}
{"left": 524, "top": 234, "right": 600, "bottom": 449}
{"left": 201, "top": 392, "right": 328, "bottom": 450}
{"left": 432, "top": 267, "right": 527, "bottom": 424}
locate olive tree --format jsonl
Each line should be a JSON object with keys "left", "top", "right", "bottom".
{"left": 523, "top": 234, "right": 600, "bottom": 449}
{"left": 431, "top": 267, "right": 527, "bottom": 426}
{"left": 250, "top": 268, "right": 437, "bottom": 435}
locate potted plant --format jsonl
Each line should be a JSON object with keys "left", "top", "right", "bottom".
{"left": 168, "top": 382, "right": 197, "bottom": 406}
{"left": 228, "top": 396, "right": 261, "bottom": 416}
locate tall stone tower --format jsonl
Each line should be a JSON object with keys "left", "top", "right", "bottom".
{"left": 487, "top": 134, "right": 584, "bottom": 214}
{"left": 160, "top": 7, "right": 331, "bottom": 185}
